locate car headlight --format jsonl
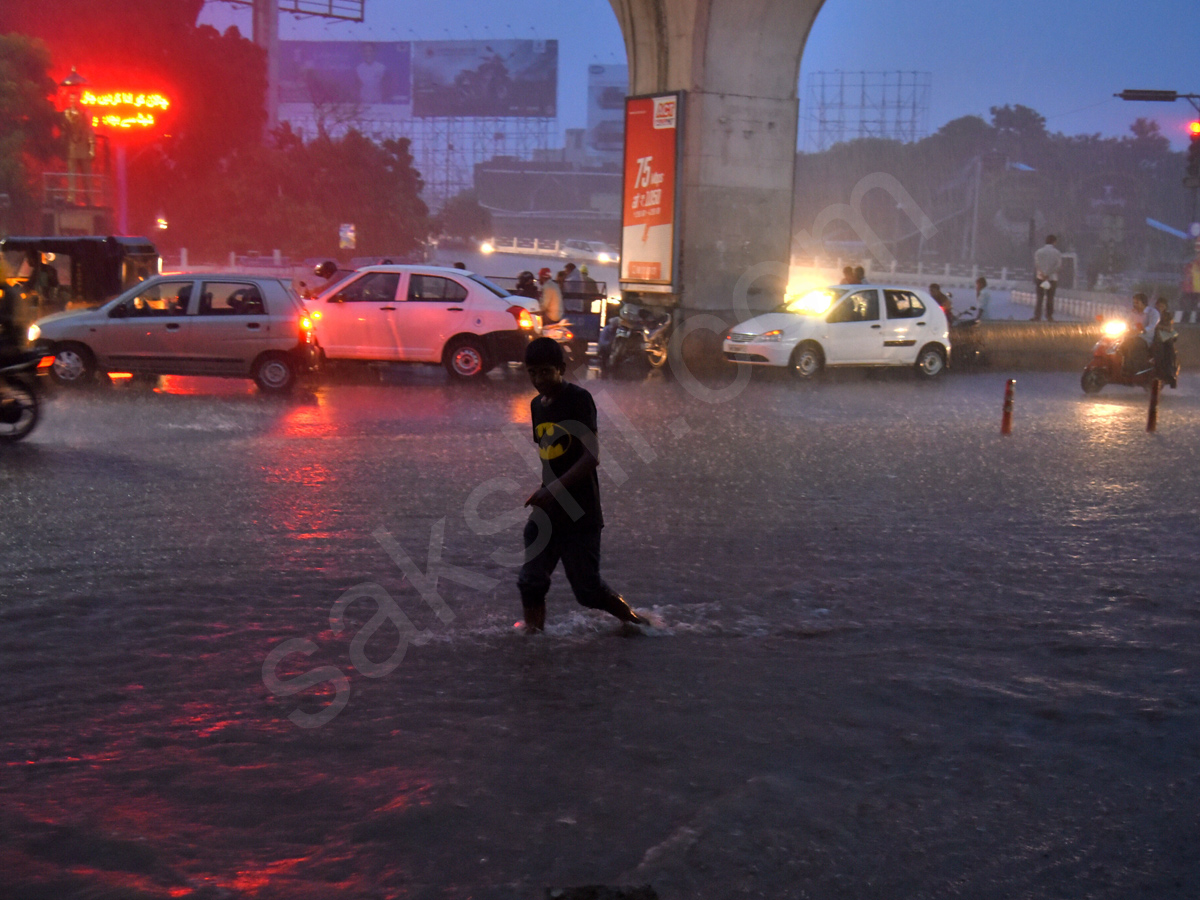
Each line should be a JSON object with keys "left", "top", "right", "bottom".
{"left": 759, "top": 329, "right": 785, "bottom": 342}
{"left": 27, "top": 324, "right": 41, "bottom": 343}
{"left": 598, "top": 252, "right": 611, "bottom": 263}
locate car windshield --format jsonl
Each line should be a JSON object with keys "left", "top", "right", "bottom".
{"left": 469, "top": 274, "right": 511, "bottom": 298}
{"left": 775, "top": 287, "right": 849, "bottom": 315}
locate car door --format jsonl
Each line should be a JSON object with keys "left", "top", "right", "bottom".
{"left": 391, "top": 273, "right": 470, "bottom": 361}
{"left": 881, "top": 289, "right": 929, "bottom": 363}
{"left": 317, "top": 270, "right": 403, "bottom": 360}
{"left": 186, "top": 280, "right": 272, "bottom": 374}
{"left": 820, "top": 288, "right": 883, "bottom": 363}
{"left": 98, "top": 279, "right": 195, "bottom": 370}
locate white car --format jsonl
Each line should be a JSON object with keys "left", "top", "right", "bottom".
{"left": 560, "top": 239, "right": 620, "bottom": 265}
{"left": 723, "top": 284, "right": 951, "bottom": 379}
{"left": 312, "top": 265, "right": 538, "bottom": 379}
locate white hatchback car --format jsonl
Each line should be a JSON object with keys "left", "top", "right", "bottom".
{"left": 723, "top": 284, "right": 951, "bottom": 379}
{"left": 312, "top": 266, "right": 537, "bottom": 379}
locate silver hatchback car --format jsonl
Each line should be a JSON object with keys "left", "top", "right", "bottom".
{"left": 30, "top": 273, "right": 318, "bottom": 393}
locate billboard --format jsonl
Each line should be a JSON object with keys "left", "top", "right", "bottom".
{"left": 280, "top": 41, "right": 411, "bottom": 106}
{"left": 412, "top": 40, "right": 557, "bottom": 118}
{"left": 621, "top": 93, "right": 682, "bottom": 289}
{"left": 587, "top": 64, "right": 627, "bottom": 159}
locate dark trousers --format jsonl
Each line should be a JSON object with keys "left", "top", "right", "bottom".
{"left": 517, "top": 516, "right": 623, "bottom": 614}
{"left": 1034, "top": 280, "right": 1057, "bottom": 320}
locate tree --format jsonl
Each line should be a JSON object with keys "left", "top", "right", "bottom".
{"left": 0, "top": 34, "right": 61, "bottom": 233}
{"left": 435, "top": 190, "right": 492, "bottom": 241}
{"left": 168, "top": 127, "right": 429, "bottom": 260}
{"left": 4, "top": 0, "right": 266, "bottom": 234}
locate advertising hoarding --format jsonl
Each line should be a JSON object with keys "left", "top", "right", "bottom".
{"left": 280, "top": 41, "right": 412, "bottom": 106}
{"left": 586, "top": 64, "right": 627, "bottom": 159}
{"left": 412, "top": 40, "right": 557, "bottom": 118}
{"left": 620, "top": 93, "right": 681, "bottom": 289}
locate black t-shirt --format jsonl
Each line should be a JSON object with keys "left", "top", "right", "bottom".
{"left": 531, "top": 382, "right": 603, "bottom": 527}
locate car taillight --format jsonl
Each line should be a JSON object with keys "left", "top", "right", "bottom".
{"left": 37, "top": 355, "right": 55, "bottom": 369}
{"left": 300, "top": 316, "right": 313, "bottom": 331}
{"left": 507, "top": 305, "right": 534, "bottom": 330}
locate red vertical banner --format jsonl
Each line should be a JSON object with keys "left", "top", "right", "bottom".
{"left": 620, "top": 92, "right": 681, "bottom": 289}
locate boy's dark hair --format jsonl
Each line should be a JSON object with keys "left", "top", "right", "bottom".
{"left": 525, "top": 336, "right": 565, "bottom": 369}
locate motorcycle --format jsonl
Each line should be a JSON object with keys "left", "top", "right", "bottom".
{"left": 1081, "top": 319, "right": 1179, "bottom": 394}
{"left": 540, "top": 318, "right": 588, "bottom": 368}
{"left": 949, "top": 306, "right": 987, "bottom": 368}
{"left": 0, "top": 350, "right": 51, "bottom": 443}
{"left": 600, "top": 304, "right": 672, "bottom": 377}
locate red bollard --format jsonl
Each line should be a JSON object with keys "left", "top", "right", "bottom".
{"left": 1147, "top": 379, "right": 1161, "bottom": 432}
{"left": 1000, "top": 379, "right": 1016, "bottom": 435}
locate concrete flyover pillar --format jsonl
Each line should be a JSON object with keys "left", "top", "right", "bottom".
{"left": 609, "top": 0, "right": 825, "bottom": 365}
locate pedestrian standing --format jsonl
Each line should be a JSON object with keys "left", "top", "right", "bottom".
{"left": 563, "top": 262, "right": 582, "bottom": 293}
{"left": 1033, "top": 235, "right": 1063, "bottom": 322}
{"left": 517, "top": 337, "right": 649, "bottom": 633}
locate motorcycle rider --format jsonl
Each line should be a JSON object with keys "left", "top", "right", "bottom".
{"left": 537, "top": 267, "right": 563, "bottom": 325}
{"left": 0, "top": 278, "right": 22, "bottom": 361}
{"left": 513, "top": 270, "right": 540, "bottom": 300}
{"left": 1123, "top": 293, "right": 1158, "bottom": 375}
{"left": 1153, "top": 297, "right": 1178, "bottom": 388}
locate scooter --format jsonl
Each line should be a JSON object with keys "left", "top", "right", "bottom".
{"left": 949, "top": 306, "right": 987, "bottom": 368}
{"left": 540, "top": 318, "right": 588, "bottom": 368}
{"left": 0, "top": 350, "right": 52, "bottom": 442}
{"left": 601, "top": 304, "right": 672, "bottom": 377}
{"left": 1081, "top": 319, "right": 1179, "bottom": 394}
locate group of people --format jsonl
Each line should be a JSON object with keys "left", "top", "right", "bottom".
{"left": 512, "top": 262, "right": 601, "bottom": 326}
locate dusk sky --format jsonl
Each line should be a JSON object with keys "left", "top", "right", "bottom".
{"left": 200, "top": 0, "right": 1200, "bottom": 148}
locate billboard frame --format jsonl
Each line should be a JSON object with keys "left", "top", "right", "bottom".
{"left": 619, "top": 91, "right": 684, "bottom": 296}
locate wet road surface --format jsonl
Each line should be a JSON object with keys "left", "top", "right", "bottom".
{"left": 2, "top": 364, "right": 1199, "bottom": 898}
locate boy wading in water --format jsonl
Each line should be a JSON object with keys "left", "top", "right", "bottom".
{"left": 518, "top": 337, "right": 650, "bottom": 633}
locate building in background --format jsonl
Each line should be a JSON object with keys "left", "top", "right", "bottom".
{"left": 586, "top": 64, "right": 627, "bottom": 162}
{"left": 277, "top": 39, "right": 558, "bottom": 211}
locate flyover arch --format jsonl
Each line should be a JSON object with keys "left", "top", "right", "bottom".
{"left": 608, "top": 0, "right": 827, "bottom": 361}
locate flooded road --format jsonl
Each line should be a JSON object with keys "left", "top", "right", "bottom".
{"left": 2, "top": 366, "right": 1199, "bottom": 898}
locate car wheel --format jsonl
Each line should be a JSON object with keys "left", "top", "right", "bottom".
{"left": 915, "top": 345, "right": 946, "bottom": 379}
{"left": 789, "top": 342, "right": 824, "bottom": 380}
{"left": 50, "top": 343, "right": 96, "bottom": 386}
{"left": 253, "top": 353, "right": 296, "bottom": 393}
{"left": 444, "top": 337, "right": 488, "bottom": 380}
{"left": 1081, "top": 368, "right": 1107, "bottom": 394}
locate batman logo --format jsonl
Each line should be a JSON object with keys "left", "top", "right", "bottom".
{"left": 536, "top": 421, "right": 572, "bottom": 460}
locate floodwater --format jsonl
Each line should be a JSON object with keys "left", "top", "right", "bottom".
{"left": 2, "top": 365, "right": 1199, "bottom": 899}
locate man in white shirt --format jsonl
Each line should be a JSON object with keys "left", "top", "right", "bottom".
{"left": 1124, "top": 293, "right": 1158, "bottom": 374}
{"left": 1033, "top": 235, "right": 1063, "bottom": 322}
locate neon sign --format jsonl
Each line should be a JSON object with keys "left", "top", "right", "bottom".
{"left": 79, "top": 90, "right": 171, "bottom": 130}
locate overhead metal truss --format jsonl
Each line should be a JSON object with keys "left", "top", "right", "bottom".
{"left": 219, "top": 0, "right": 364, "bottom": 22}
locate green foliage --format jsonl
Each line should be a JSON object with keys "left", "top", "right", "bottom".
{"left": 0, "top": 34, "right": 62, "bottom": 232}
{"left": 794, "top": 107, "right": 1186, "bottom": 275}
{"left": 166, "top": 127, "right": 429, "bottom": 260}
{"left": 435, "top": 190, "right": 492, "bottom": 240}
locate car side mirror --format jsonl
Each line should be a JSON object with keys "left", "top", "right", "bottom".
{"left": 109, "top": 303, "right": 128, "bottom": 319}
